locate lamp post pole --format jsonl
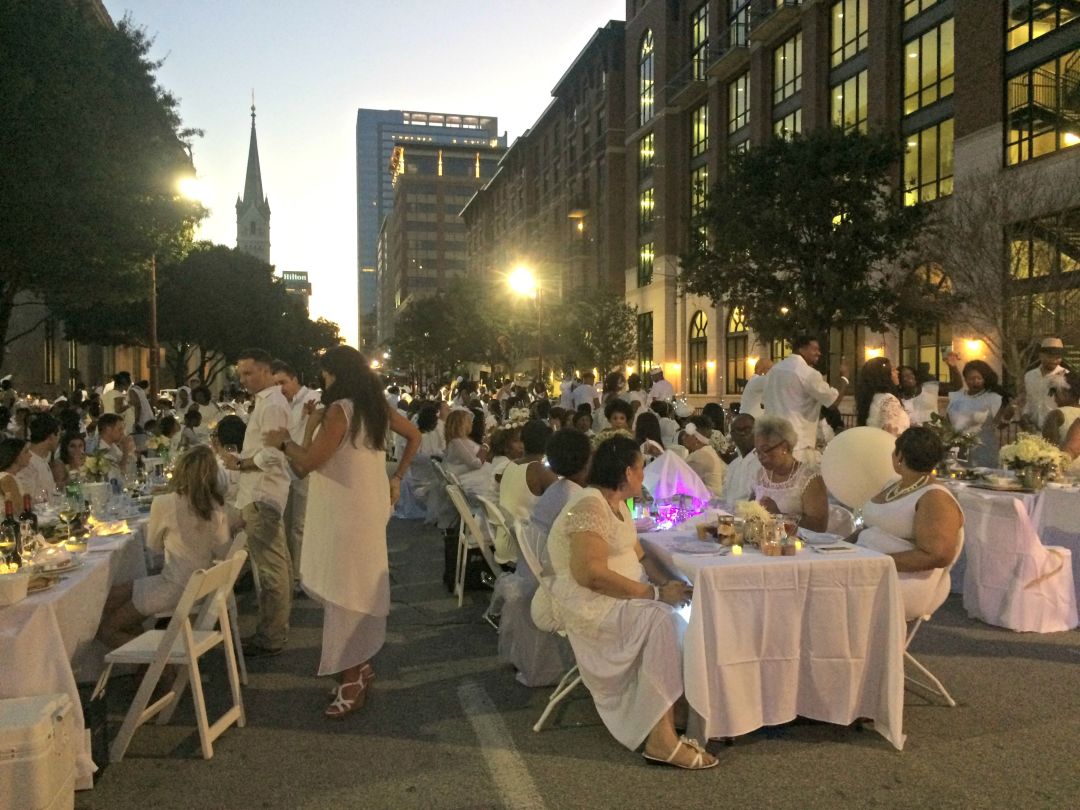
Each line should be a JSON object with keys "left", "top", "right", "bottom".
{"left": 536, "top": 283, "right": 543, "bottom": 382}
{"left": 149, "top": 253, "right": 159, "bottom": 397}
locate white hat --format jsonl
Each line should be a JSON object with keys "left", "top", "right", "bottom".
{"left": 1039, "top": 337, "right": 1064, "bottom": 351}
{"left": 649, "top": 366, "right": 663, "bottom": 376}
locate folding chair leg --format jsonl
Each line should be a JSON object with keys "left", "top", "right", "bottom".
{"left": 228, "top": 593, "right": 248, "bottom": 686}
{"left": 455, "top": 532, "right": 468, "bottom": 607}
{"left": 90, "top": 663, "right": 113, "bottom": 702}
{"left": 533, "top": 666, "right": 583, "bottom": 732}
{"left": 219, "top": 603, "right": 247, "bottom": 728}
{"left": 904, "top": 651, "right": 957, "bottom": 707}
{"left": 109, "top": 659, "right": 175, "bottom": 763}
{"left": 156, "top": 667, "right": 190, "bottom": 725}
{"left": 187, "top": 654, "right": 214, "bottom": 760}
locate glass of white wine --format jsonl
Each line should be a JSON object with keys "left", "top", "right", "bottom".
{"left": 57, "top": 497, "right": 81, "bottom": 544}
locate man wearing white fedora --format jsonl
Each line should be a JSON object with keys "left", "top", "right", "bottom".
{"left": 1022, "top": 337, "right": 1068, "bottom": 431}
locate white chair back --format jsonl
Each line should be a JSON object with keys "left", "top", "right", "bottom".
{"left": 514, "top": 519, "right": 545, "bottom": 581}
{"left": 446, "top": 484, "right": 502, "bottom": 579}
{"left": 827, "top": 504, "right": 855, "bottom": 536}
{"left": 958, "top": 492, "right": 1077, "bottom": 632}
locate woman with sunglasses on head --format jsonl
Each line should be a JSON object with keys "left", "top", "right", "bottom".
{"left": 750, "top": 415, "right": 828, "bottom": 532}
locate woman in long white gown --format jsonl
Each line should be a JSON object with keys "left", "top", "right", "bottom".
{"left": 267, "top": 346, "right": 420, "bottom": 720}
{"left": 856, "top": 357, "right": 911, "bottom": 437}
{"left": 545, "top": 435, "right": 716, "bottom": 769}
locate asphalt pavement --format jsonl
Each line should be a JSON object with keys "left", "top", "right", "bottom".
{"left": 76, "top": 517, "right": 1080, "bottom": 810}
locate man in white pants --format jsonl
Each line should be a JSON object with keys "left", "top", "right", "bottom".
{"left": 272, "top": 360, "right": 322, "bottom": 595}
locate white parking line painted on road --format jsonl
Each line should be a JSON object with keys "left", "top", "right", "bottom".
{"left": 458, "top": 680, "right": 548, "bottom": 810}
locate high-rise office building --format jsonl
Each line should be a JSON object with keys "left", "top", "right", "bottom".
{"left": 355, "top": 109, "right": 505, "bottom": 348}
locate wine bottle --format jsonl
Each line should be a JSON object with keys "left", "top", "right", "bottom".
{"left": 2, "top": 500, "right": 21, "bottom": 565}
{"left": 19, "top": 494, "right": 38, "bottom": 538}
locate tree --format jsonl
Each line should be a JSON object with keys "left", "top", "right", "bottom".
{"left": 680, "top": 129, "right": 936, "bottom": 347}
{"left": 0, "top": 1, "right": 205, "bottom": 368}
{"left": 555, "top": 286, "right": 637, "bottom": 375}
{"left": 917, "top": 168, "right": 1080, "bottom": 391}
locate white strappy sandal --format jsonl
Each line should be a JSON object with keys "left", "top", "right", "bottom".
{"left": 324, "top": 664, "right": 375, "bottom": 720}
{"left": 642, "top": 736, "right": 718, "bottom": 770}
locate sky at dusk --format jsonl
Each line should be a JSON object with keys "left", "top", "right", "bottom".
{"left": 101, "top": 0, "right": 629, "bottom": 345}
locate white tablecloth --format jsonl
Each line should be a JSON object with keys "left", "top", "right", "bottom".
{"left": 949, "top": 483, "right": 1080, "bottom": 604}
{"left": 0, "top": 531, "right": 147, "bottom": 785}
{"left": 641, "top": 530, "right": 907, "bottom": 750}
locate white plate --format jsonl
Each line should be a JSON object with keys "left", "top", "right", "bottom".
{"left": 38, "top": 558, "right": 83, "bottom": 575}
{"left": 670, "top": 540, "right": 727, "bottom": 555}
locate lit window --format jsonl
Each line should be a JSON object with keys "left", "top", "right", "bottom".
{"left": 727, "top": 0, "right": 752, "bottom": 48}
{"left": 691, "top": 103, "right": 709, "bottom": 157}
{"left": 831, "top": 69, "right": 868, "bottom": 133}
{"left": 831, "top": 0, "right": 868, "bottom": 67}
{"left": 1006, "top": 48, "right": 1080, "bottom": 165}
{"left": 637, "top": 312, "right": 654, "bottom": 370}
{"left": 639, "top": 132, "right": 655, "bottom": 175}
{"left": 903, "top": 0, "right": 940, "bottom": 21}
{"left": 691, "top": 4, "right": 709, "bottom": 81}
{"left": 725, "top": 307, "right": 749, "bottom": 395}
{"left": 904, "top": 118, "right": 954, "bottom": 205}
{"left": 639, "top": 188, "right": 655, "bottom": 229}
{"left": 903, "top": 18, "right": 954, "bottom": 115}
{"left": 728, "top": 72, "right": 749, "bottom": 133}
{"left": 640, "top": 30, "right": 655, "bottom": 126}
{"left": 773, "top": 32, "right": 803, "bottom": 104}
{"left": 638, "top": 243, "right": 655, "bottom": 287}
{"left": 774, "top": 108, "right": 802, "bottom": 139}
{"left": 1007, "top": 1, "right": 1079, "bottom": 50}
{"left": 690, "top": 165, "right": 709, "bottom": 219}
{"left": 689, "top": 311, "right": 709, "bottom": 394}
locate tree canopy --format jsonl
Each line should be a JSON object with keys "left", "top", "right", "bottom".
{"left": 0, "top": 1, "right": 206, "bottom": 368}
{"left": 680, "top": 128, "right": 936, "bottom": 344}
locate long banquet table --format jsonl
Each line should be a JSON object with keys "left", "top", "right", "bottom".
{"left": 641, "top": 526, "right": 907, "bottom": 750}
{"left": 0, "top": 528, "right": 147, "bottom": 787}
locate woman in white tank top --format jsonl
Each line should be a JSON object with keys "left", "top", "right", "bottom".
{"left": 856, "top": 426, "right": 964, "bottom": 620}
{"left": 1042, "top": 371, "right": 1080, "bottom": 449}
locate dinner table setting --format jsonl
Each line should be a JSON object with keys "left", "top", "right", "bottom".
{"left": 637, "top": 500, "right": 908, "bottom": 750}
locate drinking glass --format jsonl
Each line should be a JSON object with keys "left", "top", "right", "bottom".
{"left": 0, "top": 526, "right": 16, "bottom": 564}
{"left": 57, "top": 498, "right": 80, "bottom": 542}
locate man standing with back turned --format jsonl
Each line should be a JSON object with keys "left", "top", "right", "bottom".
{"left": 225, "top": 348, "right": 292, "bottom": 658}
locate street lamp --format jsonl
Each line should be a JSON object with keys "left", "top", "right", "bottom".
{"left": 507, "top": 265, "right": 543, "bottom": 379}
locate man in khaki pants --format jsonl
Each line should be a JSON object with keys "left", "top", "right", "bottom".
{"left": 226, "top": 348, "right": 293, "bottom": 658}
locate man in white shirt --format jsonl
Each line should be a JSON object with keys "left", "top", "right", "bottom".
{"left": 739, "top": 356, "right": 772, "bottom": 415}
{"left": 646, "top": 366, "right": 675, "bottom": 405}
{"left": 272, "top": 360, "right": 322, "bottom": 593}
{"left": 1021, "top": 337, "right": 1067, "bottom": 431}
{"left": 16, "top": 413, "right": 59, "bottom": 498}
{"left": 721, "top": 413, "right": 763, "bottom": 504}
{"left": 763, "top": 336, "right": 848, "bottom": 463}
{"left": 571, "top": 372, "right": 600, "bottom": 412}
{"left": 96, "top": 413, "right": 135, "bottom": 483}
{"left": 224, "top": 349, "right": 292, "bottom": 657}
{"left": 558, "top": 371, "right": 576, "bottom": 411}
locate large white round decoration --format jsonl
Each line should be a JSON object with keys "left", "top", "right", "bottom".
{"left": 820, "top": 426, "right": 899, "bottom": 509}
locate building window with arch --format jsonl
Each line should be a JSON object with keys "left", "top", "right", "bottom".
{"left": 725, "top": 307, "right": 750, "bottom": 395}
{"left": 688, "top": 311, "right": 709, "bottom": 394}
{"left": 640, "top": 30, "right": 655, "bottom": 126}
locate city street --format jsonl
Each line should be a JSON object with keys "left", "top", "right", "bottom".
{"left": 77, "top": 518, "right": 1079, "bottom": 810}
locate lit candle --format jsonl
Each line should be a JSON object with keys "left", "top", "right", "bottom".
{"left": 795, "top": 539, "right": 803, "bottom": 551}
{"left": 731, "top": 544, "right": 743, "bottom": 556}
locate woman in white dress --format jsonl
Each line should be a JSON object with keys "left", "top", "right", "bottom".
{"left": 853, "top": 427, "right": 964, "bottom": 620}
{"left": 1042, "top": 371, "right": 1080, "bottom": 448}
{"left": 897, "top": 366, "right": 940, "bottom": 426}
{"left": 679, "top": 418, "right": 726, "bottom": 497}
{"left": 97, "top": 446, "right": 230, "bottom": 649}
{"left": 945, "top": 359, "right": 1010, "bottom": 468}
{"left": 497, "top": 420, "right": 556, "bottom": 563}
{"left": 856, "top": 357, "right": 911, "bottom": 437}
{"left": 267, "top": 346, "right": 420, "bottom": 720}
{"left": 545, "top": 435, "right": 715, "bottom": 769}
{"left": 751, "top": 416, "right": 829, "bottom": 531}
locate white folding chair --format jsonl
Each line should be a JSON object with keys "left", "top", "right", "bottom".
{"left": 516, "top": 519, "right": 584, "bottom": 732}
{"left": 93, "top": 552, "right": 248, "bottom": 762}
{"left": 446, "top": 484, "right": 505, "bottom": 608}
{"left": 904, "top": 530, "right": 965, "bottom": 707}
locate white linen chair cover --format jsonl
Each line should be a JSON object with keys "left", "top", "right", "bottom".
{"left": 428, "top": 461, "right": 461, "bottom": 530}
{"left": 517, "top": 520, "right": 584, "bottom": 731}
{"left": 92, "top": 552, "right": 248, "bottom": 762}
{"left": 960, "top": 492, "right": 1078, "bottom": 632}
{"left": 903, "top": 530, "right": 964, "bottom": 706}
{"left": 643, "top": 451, "right": 711, "bottom": 503}
{"left": 446, "top": 484, "right": 506, "bottom": 609}
{"left": 393, "top": 452, "right": 433, "bottom": 520}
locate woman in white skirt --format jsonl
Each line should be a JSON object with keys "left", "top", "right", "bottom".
{"left": 98, "top": 445, "right": 230, "bottom": 649}
{"left": 267, "top": 346, "right": 420, "bottom": 720}
{"left": 545, "top": 434, "right": 716, "bottom": 769}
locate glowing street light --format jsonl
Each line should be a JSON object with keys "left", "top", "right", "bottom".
{"left": 507, "top": 265, "right": 544, "bottom": 379}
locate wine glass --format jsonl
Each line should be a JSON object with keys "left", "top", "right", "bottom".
{"left": 57, "top": 497, "right": 80, "bottom": 543}
{"left": 0, "top": 526, "right": 16, "bottom": 565}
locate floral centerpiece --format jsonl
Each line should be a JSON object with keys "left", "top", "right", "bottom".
{"left": 81, "top": 449, "right": 112, "bottom": 482}
{"left": 146, "top": 434, "right": 171, "bottom": 454}
{"left": 709, "top": 431, "right": 735, "bottom": 459}
{"left": 999, "top": 432, "right": 1068, "bottom": 489}
{"left": 735, "top": 499, "right": 771, "bottom": 523}
{"left": 925, "top": 412, "right": 981, "bottom": 458}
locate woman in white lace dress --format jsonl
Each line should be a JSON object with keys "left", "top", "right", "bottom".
{"left": 856, "top": 357, "right": 910, "bottom": 437}
{"left": 544, "top": 435, "right": 716, "bottom": 770}
{"left": 751, "top": 416, "right": 829, "bottom": 531}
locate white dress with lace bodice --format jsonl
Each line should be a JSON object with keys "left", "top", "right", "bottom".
{"left": 867, "top": 393, "right": 911, "bottom": 437}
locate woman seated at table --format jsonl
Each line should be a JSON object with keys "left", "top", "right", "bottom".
{"left": 443, "top": 409, "right": 488, "bottom": 476}
{"left": 1043, "top": 371, "right": 1080, "bottom": 454}
{"left": 680, "top": 416, "right": 726, "bottom": 497}
{"left": 0, "top": 437, "right": 30, "bottom": 506}
{"left": 853, "top": 426, "right": 964, "bottom": 620}
{"left": 634, "top": 411, "right": 665, "bottom": 460}
{"left": 751, "top": 416, "right": 828, "bottom": 532}
{"left": 544, "top": 435, "right": 715, "bottom": 770}
{"left": 52, "top": 432, "right": 86, "bottom": 488}
{"left": 488, "top": 422, "right": 524, "bottom": 486}
{"left": 97, "top": 445, "right": 230, "bottom": 649}
{"left": 856, "top": 357, "right": 910, "bottom": 437}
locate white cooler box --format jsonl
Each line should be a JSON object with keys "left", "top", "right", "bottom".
{"left": 0, "top": 694, "right": 76, "bottom": 810}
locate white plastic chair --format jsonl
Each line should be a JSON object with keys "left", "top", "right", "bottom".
{"left": 446, "top": 484, "right": 505, "bottom": 609}
{"left": 959, "top": 491, "right": 1078, "bottom": 632}
{"left": 516, "top": 519, "right": 584, "bottom": 732}
{"left": 903, "top": 530, "right": 965, "bottom": 707}
{"left": 92, "top": 552, "right": 248, "bottom": 763}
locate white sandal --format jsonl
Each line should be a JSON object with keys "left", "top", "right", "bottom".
{"left": 642, "top": 736, "right": 718, "bottom": 770}
{"left": 324, "top": 664, "right": 374, "bottom": 720}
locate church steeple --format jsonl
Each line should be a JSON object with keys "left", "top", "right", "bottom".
{"left": 236, "top": 96, "right": 271, "bottom": 264}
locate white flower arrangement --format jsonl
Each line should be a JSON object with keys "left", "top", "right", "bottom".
{"left": 735, "top": 499, "right": 771, "bottom": 523}
{"left": 503, "top": 407, "right": 531, "bottom": 430}
{"left": 147, "top": 434, "right": 171, "bottom": 452}
{"left": 709, "top": 431, "right": 735, "bottom": 456}
{"left": 999, "top": 432, "right": 1068, "bottom": 477}
{"left": 81, "top": 450, "right": 111, "bottom": 481}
